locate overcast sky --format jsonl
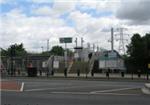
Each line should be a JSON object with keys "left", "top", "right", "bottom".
{"left": 0, "top": 0, "right": 150, "bottom": 53}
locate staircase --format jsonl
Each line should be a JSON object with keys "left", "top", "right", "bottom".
{"left": 69, "top": 61, "right": 89, "bottom": 73}
{"left": 67, "top": 61, "right": 74, "bottom": 73}
{"left": 88, "top": 53, "right": 96, "bottom": 74}
{"left": 142, "top": 83, "right": 150, "bottom": 94}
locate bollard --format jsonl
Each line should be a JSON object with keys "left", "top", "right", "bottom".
{"left": 39, "top": 70, "right": 42, "bottom": 76}
{"left": 106, "top": 72, "right": 109, "bottom": 79}
{"left": 121, "top": 72, "right": 124, "bottom": 78}
{"left": 91, "top": 70, "right": 94, "bottom": 77}
{"left": 85, "top": 68, "right": 88, "bottom": 78}
{"left": 51, "top": 70, "right": 54, "bottom": 76}
{"left": 77, "top": 69, "right": 80, "bottom": 77}
{"left": 64, "top": 68, "right": 67, "bottom": 78}
{"left": 138, "top": 73, "right": 141, "bottom": 78}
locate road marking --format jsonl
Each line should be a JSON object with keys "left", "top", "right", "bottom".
{"left": 25, "top": 85, "right": 103, "bottom": 92}
{"left": 51, "top": 92, "right": 89, "bottom": 95}
{"left": 93, "top": 92, "right": 140, "bottom": 96}
{"left": 25, "top": 86, "right": 82, "bottom": 91}
{"left": 90, "top": 87, "right": 140, "bottom": 94}
{"left": 20, "top": 82, "right": 24, "bottom": 92}
{"left": 51, "top": 91, "right": 140, "bottom": 96}
{"left": 25, "top": 87, "right": 59, "bottom": 92}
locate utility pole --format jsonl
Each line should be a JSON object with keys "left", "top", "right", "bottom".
{"left": 64, "top": 42, "right": 67, "bottom": 68}
{"left": 81, "top": 37, "right": 84, "bottom": 48}
{"left": 111, "top": 27, "right": 114, "bottom": 51}
{"left": 47, "top": 39, "right": 49, "bottom": 52}
{"left": 93, "top": 44, "right": 95, "bottom": 52}
{"left": 87, "top": 43, "right": 90, "bottom": 50}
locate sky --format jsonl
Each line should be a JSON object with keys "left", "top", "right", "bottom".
{"left": 0, "top": 0, "right": 150, "bottom": 53}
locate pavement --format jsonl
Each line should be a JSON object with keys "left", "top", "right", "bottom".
{"left": 38, "top": 73, "right": 149, "bottom": 80}
{"left": 0, "top": 80, "right": 23, "bottom": 92}
{"left": 1, "top": 77, "right": 150, "bottom": 105}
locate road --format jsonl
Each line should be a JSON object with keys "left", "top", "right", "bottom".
{"left": 1, "top": 78, "right": 150, "bottom": 105}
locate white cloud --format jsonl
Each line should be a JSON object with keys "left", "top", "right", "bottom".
{"left": 32, "top": 1, "right": 76, "bottom": 17}
{"left": 33, "top": 6, "right": 52, "bottom": 16}
{"left": 77, "top": 0, "right": 121, "bottom": 13}
{"left": 0, "top": 9, "right": 76, "bottom": 52}
{"left": 69, "top": 10, "right": 122, "bottom": 50}
{"left": 1, "top": 0, "right": 150, "bottom": 53}
{"left": 31, "top": 0, "right": 53, "bottom": 3}
{"left": 53, "top": 1, "right": 76, "bottom": 13}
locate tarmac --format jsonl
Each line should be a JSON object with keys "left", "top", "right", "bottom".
{"left": 1, "top": 76, "right": 150, "bottom": 105}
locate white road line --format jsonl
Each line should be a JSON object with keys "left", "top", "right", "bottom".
{"left": 51, "top": 92, "right": 89, "bottom": 95}
{"left": 93, "top": 92, "right": 140, "bottom": 96}
{"left": 20, "top": 82, "right": 24, "bottom": 92}
{"left": 25, "top": 85, "right": 102, "bottom": 92}
{"left": 90, "top": 87, "right": 140, "bottom": 94}
{"left": 25, "top": 87, "right": 59, "bottom": 92}
{"left": 25, "top": 86, "right": 82, "bottom": 92}
{"left": 51, "top": 91, "right": 140, "bottom": 96}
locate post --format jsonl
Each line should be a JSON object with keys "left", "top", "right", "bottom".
{"left": 111, "top": 27, "right": 114, "bottom": 51}
{"left": 47, "top": 39, "right": 49, "bottom": 52}
{"left": 64, "top": 43, "right": 68, "bottom": 78}
{"left": 81, "top": 37, "right": 84, "bottom": 48}
{"left": 85, "top": 67, "right": 88, "bottom": 78}
{"left": 131, "top": 71, "right": 133, "bottom": 80}
{"left": 147, "top": 68, "right": 149, "bottom": 80}
{"left": 64, "top": 43, "right": 67, "bottom": 69}
{"left": 93, "top": 44, "right": 95, "bottom": 52}
{"left": 75, "top": 38, "right": 77, "bottom": 47}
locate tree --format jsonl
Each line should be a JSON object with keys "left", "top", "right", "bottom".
{"left": 50, "top": 46, "right": 64, "bottom": 56}
{"left": 126, "top": 33, "right": 150, "bottom": 73}
{"left": 1, "top": 43, "right": 27, "bottom": 57}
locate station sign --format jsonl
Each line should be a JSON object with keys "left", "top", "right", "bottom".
{"left": 59, "top": 37, "right": 72, "bottom": 43}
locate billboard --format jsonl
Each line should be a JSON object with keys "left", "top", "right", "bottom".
{"left": 59, "top": 37, "right": 72, "bottom": 43}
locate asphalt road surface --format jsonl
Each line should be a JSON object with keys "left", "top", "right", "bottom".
{"left": 1, "top": 78, "right": 150, "bottom": 105}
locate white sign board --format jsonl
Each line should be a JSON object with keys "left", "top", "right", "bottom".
{"left": 99, "top": 61, "right": 105, "bottom": 68}
{"left": 42, "top": 61, "right": 47, "bottom": 68}
{"left": 53, "top": 61, "right": 59, "bottom": 69}
{"left": 107, "top": 60, "right": 117, "bottom": 68}
{"left": 74, "top": 53, "right": 79, "bottom": 58}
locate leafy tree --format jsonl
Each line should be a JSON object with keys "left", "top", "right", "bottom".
{"left": 1, "top": 43, "right": 27, "bottom": 57}
{"left": 50, "top": 46, "right": 64, "bottom": 56}
{"left": 126, "top": 33, "right": 150, "bottom": 73}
